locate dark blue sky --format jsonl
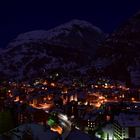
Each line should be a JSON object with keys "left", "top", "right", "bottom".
{"left": 0, "top": 0, "right": 140, "bottom": 47}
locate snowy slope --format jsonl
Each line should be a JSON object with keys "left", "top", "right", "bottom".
{"left": 0, "top": 19, "right": 105, "bottom": 81}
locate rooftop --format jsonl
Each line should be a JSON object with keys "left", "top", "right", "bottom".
{"left": 114, "top": 113, "right": 140, "bottom": 127}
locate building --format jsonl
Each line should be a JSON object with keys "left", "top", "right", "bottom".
{"left": 83, "top": 112, "right": 98, "bottom": 132}
{"left": 113, "top": 113, "right": 140, "bottom": 140}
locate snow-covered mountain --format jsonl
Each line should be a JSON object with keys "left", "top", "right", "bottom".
{"left": 0, "top": 19, "right": 105, "bottom": 81}
{"left": 9, "top": 19, "right": 104, "bottom": 48}
{"left": 95, "top": 11, "right": 140, "bottom": 86}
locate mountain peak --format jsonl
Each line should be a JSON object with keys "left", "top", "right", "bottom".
{"left": 9, "top": 19, "right": 104, "bottom": 47}
{"left": 60, "top": 19, "right": 102, "bottom": 32}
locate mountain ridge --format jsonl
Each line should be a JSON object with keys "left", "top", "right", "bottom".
{"left": 0, "top": 19, "right": 105, "bottom": 81}
{"left": 94, "top": 11, "right": 140, "bottom": 86}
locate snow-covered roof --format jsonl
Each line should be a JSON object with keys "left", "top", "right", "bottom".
{"left": 66, "top": 129, "right": 91, "bottom": 140}
{"left": 2, "top": 123, "right": 59, "bottom": 140}
{"left": 114, "top": 113, "right": 140, "bottom": 127}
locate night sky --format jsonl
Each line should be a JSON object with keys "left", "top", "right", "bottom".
{"left": 0, "top": 0, "right": 140, "bottom": 47}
